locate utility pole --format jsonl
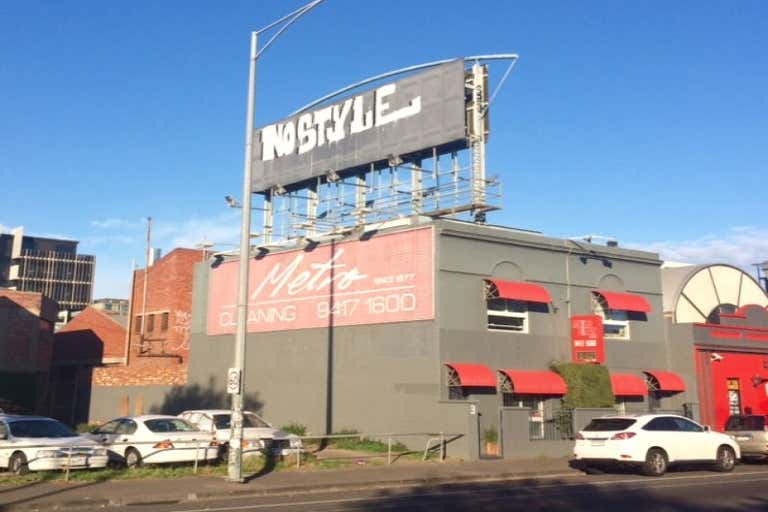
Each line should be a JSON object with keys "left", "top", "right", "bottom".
{"left": 140, "top": 217, "right": 151, "bottom": 354}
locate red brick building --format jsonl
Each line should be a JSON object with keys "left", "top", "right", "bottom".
{"left": 90, "top": 248, "right": 202, "bottom": 404}
{"left": 0, "top": 289, "right": 57, "bottom": 413}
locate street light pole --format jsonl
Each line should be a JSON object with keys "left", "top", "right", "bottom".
{"left": 228, "top": 0, "right": 327, "bottom": 484}
{"left": 228, "top": 30, "right": 258, "bottom": 484}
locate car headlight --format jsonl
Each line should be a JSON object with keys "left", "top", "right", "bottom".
{"left": 93, "top": 448, "right": 107, "bottom": 457}
{"left": 37, "top": 450, "right": 63, "bottom": 458}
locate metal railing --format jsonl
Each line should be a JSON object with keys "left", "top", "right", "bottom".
{"left": 529, "top": 409, "right": 574, "bottom": 441}
{"left": 289, "top": 432, "right": 463, "bottom": 468}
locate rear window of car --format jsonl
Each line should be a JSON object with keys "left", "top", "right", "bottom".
{"left": 144, "top": 418, "right": 197, "bottom": 433}
{"left": 725, "top": 415, "right": 766, "bottom": 431}
{"left": 583, "top": 418, "right": 636, "bottom": 431}
{"left": 8, "top": 419, "right": 77, "bottom": 438}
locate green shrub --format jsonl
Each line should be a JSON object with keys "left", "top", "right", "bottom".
{"left": 550, "top": 361, "right": 614, "bottom": 408}
{"left": 483, "top": 427, "right": 498, "bottom": 444}
{"left": 280, "top": 422, "right": 307, "bottom": 436}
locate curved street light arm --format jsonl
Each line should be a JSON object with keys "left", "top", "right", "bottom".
{"left": 290, "top": 53, "right": 520, "bottom": 116}
{"left": 256, "top": 0, "right": 327, "bottom": 59}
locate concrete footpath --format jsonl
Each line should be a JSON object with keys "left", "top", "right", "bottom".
{"left": 0, "top": 457, "right": 577, "bottom": 511}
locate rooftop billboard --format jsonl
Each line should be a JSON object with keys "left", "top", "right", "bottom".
{"left": 251, "top": 60, "right": 468, "bottom": 192}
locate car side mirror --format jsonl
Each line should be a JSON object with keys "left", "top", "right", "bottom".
{"left": 703, "top": 425, "right": 711, "bottom": 432}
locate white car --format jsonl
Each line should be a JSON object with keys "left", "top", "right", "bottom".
{"left": 573, "top": 414, "right": 740, "bottom": 476}
{"left": 0, "top": 414, "right": 108, "bottom": 474}
{"left": 85, "top": 415, "right": 218, "bottom": 468}
{"left": 179, "top": 410, "right": 301, "bottom": 458}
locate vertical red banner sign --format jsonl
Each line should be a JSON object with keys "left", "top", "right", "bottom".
{"left": 207, "top": 227, "right": 434, "bottom": 335}
{"left": 571, "top": 315, "right": 605, "bottom": 364}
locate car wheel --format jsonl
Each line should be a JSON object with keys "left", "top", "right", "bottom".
{"left": 9, "top": 452, "right": 29, "bottom": 475}
{"left": 714, "top": 445, "right": 736, "bottom": 472}
{"left": 643, "top": 448, "right": 667, "bottom": 476}
{"left": 125, "top": 448, "right": 143, "bottom": 469}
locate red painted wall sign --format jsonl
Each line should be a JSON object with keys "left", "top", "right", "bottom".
{"left": 207, "top": 227, "right": 434, "bottom": 334}
{"left": 571, "top": 315, "right": 605, "bottom": 364}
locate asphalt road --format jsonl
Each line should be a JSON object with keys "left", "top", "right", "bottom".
{"left": 128, "top": 465, "right": 768, "bottom": 512}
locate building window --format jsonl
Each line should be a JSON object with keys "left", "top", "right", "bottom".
{"left": 147, "top": 314, "right": 155, "bottom": 332}
{"left": 707, "top": 303, "right": 738, "bottom": 324}
{"left": 134, "top": 315, "right": 142, "bottom": 333}
{"left": 593, "top": 295, "right": 629, "bottom": 339}
{"left": 487, "top": 299, "right": 529, "bottom": 333}
{"left": 161, "top": 312, "right": 169, "bottom": 332}
{"left": 446, "top": 367, "right": 469, "bottom": 400}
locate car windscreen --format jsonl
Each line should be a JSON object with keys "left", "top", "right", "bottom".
{"left": 8, "top": 419, "right": 77, "bottom": 438}
{"left": 213, "top": 413, "right": 271, "bottom": 429}
{"left": 583, "top": 418, "right": 636, "bottom": 432}
{"left": 144, "top": 418, "right": 197, "bottom": 433}
{"left": 725, "top": 415, "right": 766, "bottom": 431}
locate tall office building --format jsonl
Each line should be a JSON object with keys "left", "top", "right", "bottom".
{"left": 0, "top": 227, "right": 95, "bottom": 315}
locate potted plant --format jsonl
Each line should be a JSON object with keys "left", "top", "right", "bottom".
{"left": 484, "top": 427, "right": 499, "bottom": 456}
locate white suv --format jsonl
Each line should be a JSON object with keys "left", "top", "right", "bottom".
{"left": 178, "top": 410, "right": 301, "bottom": 459}
{"left": 573, "top": 414, "right": 739, "bottom": 476}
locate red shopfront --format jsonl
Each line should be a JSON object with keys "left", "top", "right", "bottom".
{"left": 694, "top": 306, "right": 768, "bottom": 430}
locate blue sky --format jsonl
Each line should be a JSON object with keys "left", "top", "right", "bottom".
{"left": 1, "top": 0, "right": 766, "bottom": 298}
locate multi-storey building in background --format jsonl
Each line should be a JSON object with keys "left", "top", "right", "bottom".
{"left": 92, "top": 298, "right": 130, "bottom": 316}
{"left": 0, "top": 227, "right": 95, "bottom": 323}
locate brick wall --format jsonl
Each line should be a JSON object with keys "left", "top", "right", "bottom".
{"left": 93, "top": 248, "right": 202, "bottom": 387}
{"left": 0, "top": 289, "right": 56, "bottom": 413}
{"left": 54, "top": 306, "right": 126, "bottom": 363}
{"left": 0, "top": 289, "right": 56, "bottom": 372}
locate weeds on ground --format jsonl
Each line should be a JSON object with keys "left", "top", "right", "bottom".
{"left": 327, "top": 429, "right": 409, "bottom": 453}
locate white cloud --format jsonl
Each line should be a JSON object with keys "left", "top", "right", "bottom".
{"left": 0, "top": 223, "right": 9, "bottom": 234}
{"left": 153, "top": 212, "right": 241, "bottom": 249}
{"left": 90, "top": 218, "right": 144, "bottom": 229}
{"left": 629, "top": 227, "right": 768, "bottom": 269}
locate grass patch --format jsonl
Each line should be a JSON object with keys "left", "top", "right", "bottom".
{"left": 327, "top": 430, "right": 409, "bottom": 453}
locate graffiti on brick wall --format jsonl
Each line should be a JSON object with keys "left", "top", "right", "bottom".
{"left": 166, "top": 310, "right": 191, "bottom": 351}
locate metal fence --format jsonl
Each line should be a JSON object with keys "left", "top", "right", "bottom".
{"left": 290, "top": 432, "right": 463, "bottom": 468}
{"left": 529, "top": 409, "right": 574, "bottom": 441}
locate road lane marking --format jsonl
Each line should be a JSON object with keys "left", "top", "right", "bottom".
{"left": 169, "top": 469, "right": 768, "bottom": 512}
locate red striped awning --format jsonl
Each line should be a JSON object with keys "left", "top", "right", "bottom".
{"left": 486, "top": 279, "right": 551, "bottom": 304}
{"left": 610, "top": 373, "right": 648, "bottom": 396}
{"left": 498, "top": 370, "right": 567, "bottom": 395}
{"left": 643, "top": 370, "right": 686, "bottom": 392}
{"left": 445, "top": 363, "right": 496, "bottom": 387}
{"left": 593, "top": 290, "right": 651, "bottom": 313}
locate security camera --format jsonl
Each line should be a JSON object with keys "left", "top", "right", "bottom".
{"left": 710, "top": 353, "right": 724, "bottom": 362}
